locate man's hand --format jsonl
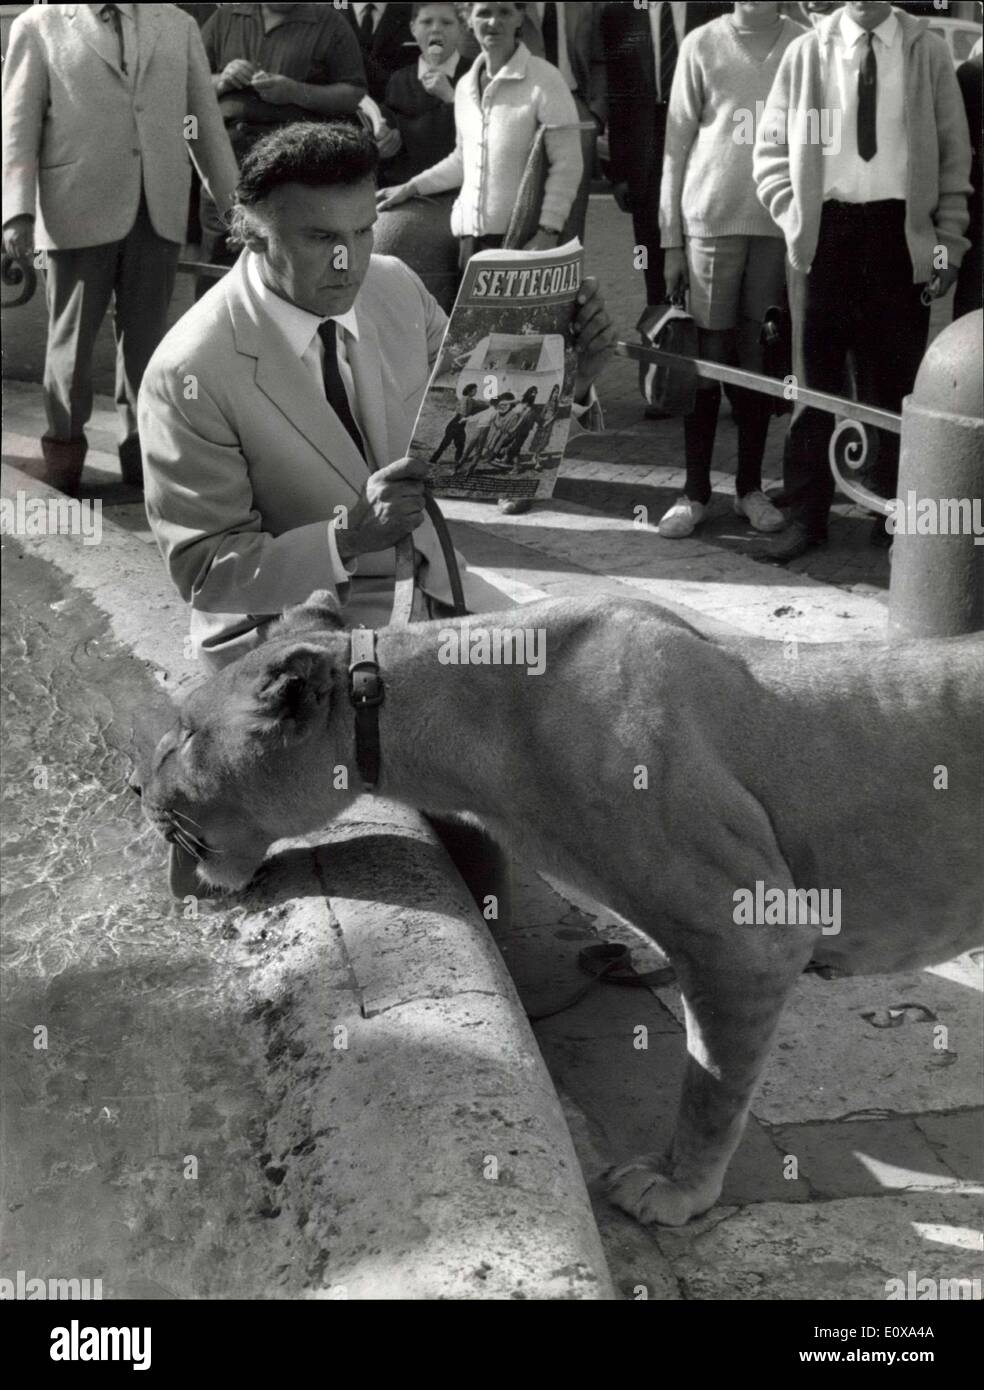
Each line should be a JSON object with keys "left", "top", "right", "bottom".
{"left": 218, "top": 58, "right": 257, "bottom": 93}
{"left": 419, "top": 68, "right": 456, "bottom": 103}
{"left": 925, "top": 265, "right": 960, "bottom": 300}
{"left": 334, "top": 456, "right": 427, "bottom": 562}
{"left": 376, "top": 181, "right": 416, "bottom": 210}
{"left": 251, "top": 70, "right": 299, "bottom": 105}
{"left": 2, "top": 214, "right": 34, "bottom": 261}
{"left": 524, "top": 228, "right": 561, "bottom": 252}
{"left": 612, "top": 181, "right": 633, "bottom": 214}
{"left": 572, "top": 275, "right": 616, "bottom": 401}
{"left": 376, "top": 122, "right": 402, "bottom": 161}
{"left": 663, "top": 247, "right": 688, "bottom": 302}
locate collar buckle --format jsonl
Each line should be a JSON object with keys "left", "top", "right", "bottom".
{"left": 348, "top": 629, "right": 384, "bottom": 791}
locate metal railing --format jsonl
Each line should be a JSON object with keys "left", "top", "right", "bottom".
{"left": 614, "top": 339, "right": 901, "bottom": 519}
{"left": 1, "top": 249, "right": 902, "bottom": 520}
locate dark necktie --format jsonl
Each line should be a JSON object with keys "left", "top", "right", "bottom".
{"left": 100, "top": 3, "right": 128, "bottom": 75}
{"left": 360, "top": 2, "right": 376, "bottom": 44}
{"left": 659, "top": 3, "right": 679, "bottom": 104}
{"left": 857, "top": 31, "right": 878, "bottom": 162}
{"left": 542, "top": 2, "right": 559, "bottom": 67}
{"left": 317, "top": 320, "right": 366, "bottom": 460}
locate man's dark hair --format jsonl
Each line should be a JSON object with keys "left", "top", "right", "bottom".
{"left": 237, "top": 121, "right": 379, "bottom": 209}
{"left": 461, "top": 382, "right": 478, "bottom": 395}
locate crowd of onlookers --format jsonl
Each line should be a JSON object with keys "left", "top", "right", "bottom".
{"left": 2, "top": 2, "right": 981, "bottom": 562}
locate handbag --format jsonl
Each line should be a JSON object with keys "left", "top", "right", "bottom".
{"left": 503, "top": 121, "right": 597, "bottom": 249}
{"left": 636, "top": 299, "right": 699, "bottom": 416}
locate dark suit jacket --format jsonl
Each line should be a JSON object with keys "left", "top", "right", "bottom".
{"left": 381, "top": 59, "right": 466, "bottom": 184}
{"left": 601, "top": 1, "right": 731, "bottom": 197}
{"left": 345, "top": 1, "right": 416, "bottom": 102}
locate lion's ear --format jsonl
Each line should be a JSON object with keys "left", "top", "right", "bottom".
{"left": 252, "top": 644, "right": 332, "bottom": 735}
{"left": 276, "top": 590, "right": 345, "bottom": 639}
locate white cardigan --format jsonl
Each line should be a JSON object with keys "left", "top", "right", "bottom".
{"left": 411, "top": 42, "right": 583, "bottom": 237}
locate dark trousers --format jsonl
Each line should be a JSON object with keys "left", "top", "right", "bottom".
{"left": 431, "top": 418, "right": 467, "bottom": 463}
{"left": 42, "top": 193, "right": 179, "bottom": 490}
{"left": 783, "top": 200, "right": 929, "bottom": 536}
{"left": 629, "top": 102, "right": 668, "bottom": 306}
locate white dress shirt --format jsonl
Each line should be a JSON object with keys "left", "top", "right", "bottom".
{"left": 533, "top": 2, "right": 576, "bottom": 90}
{"left": 247, "top": 253, "right": 362, "bottom": 582}
{"left": 822, "top": 6, "right": 908, "bottom": 203}
{"left": 86, "top": 2, "right": 137, "bottom": 88}
{"left": 417, "top": 51, "right": 461, "bottom": 82}
{"left": 648, "top": 1, "right": 689, "bottom": 104}
{"left": 353, "top": 2, "right": 388, "bottom": 33}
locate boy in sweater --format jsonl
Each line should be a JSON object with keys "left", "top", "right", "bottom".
{"left": 753, "top": 1, "right": 972, "bottom": 562}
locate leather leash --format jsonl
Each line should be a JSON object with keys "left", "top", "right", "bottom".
{"left": 347, "top": 492, "right": 466, "bottom": 791}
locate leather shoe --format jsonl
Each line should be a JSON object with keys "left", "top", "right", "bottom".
{"left": 752, "top": 521, "right": 826, "bottom": 565}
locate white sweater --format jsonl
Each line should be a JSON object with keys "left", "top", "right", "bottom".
{"left": 411, "top": 42, "right": 583, "bottom": 237}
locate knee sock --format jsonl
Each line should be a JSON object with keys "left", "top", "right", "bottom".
{"left": 684, "top": 386, "right": 721, "bottom": 506}
{"left": 733, "top": 387, "right": 773, "bottom": 498}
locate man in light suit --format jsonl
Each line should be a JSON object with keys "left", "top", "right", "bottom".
{"left": 1, "top": 3, "right": 239, "bottom": 496}
{"left": 138, "top": 122, "right": 613, "bottom": 669}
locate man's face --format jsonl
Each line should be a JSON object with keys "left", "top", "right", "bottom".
{"left": 249, "top": 180, "right": 377, "bottom": 317}
{"left": 412, "top": 4, "right": 463, "bottom": 62}
{"left": 846, "top": 2, "right": 892, "bottom": 29}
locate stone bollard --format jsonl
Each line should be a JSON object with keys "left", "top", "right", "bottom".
{"left": 888, "top": 309, "right": 984, "bottom": 640}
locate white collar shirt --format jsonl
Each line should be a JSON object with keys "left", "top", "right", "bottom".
{"left": 246, "top": 253, "right": 362, "bottom": 581}
{"left": 417, "top": 50, "right": 461, "bottom": 81}
{"left": 353, "top": 2, "right": 387, "bottom": 31}
{"left": 648, "top": 2, "right": 689, "bottom": 104}
{"left": 822, "top": 6, "right": 907, "bottom": 203}
{"left": 86, "top": 2, "right": 137, "bottom": 88}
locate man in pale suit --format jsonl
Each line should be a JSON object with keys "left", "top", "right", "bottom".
{"left": 1, "top": 3, "right": 239, "bottom": 495}
{"left": 138, "top": 122, "right": 613, "bottom": 669}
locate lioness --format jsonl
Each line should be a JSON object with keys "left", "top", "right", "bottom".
{"left": 138, "top": 591, "right": 983, "bottom": 1227}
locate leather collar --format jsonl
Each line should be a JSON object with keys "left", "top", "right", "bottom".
{"left": 348, "top": 628, "right": 384, "bottom": 791}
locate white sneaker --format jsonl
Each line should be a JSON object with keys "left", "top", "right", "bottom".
{"left": 658, "top": 497, "right": 707, "bottom": 538}
{"left": 734, "top": 489, "right": 786, "bottom": 533}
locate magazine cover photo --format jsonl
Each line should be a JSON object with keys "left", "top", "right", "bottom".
{"left": 409, "top": 240, "right": 584, "bottom": 504}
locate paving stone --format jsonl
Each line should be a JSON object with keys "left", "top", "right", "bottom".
{"left": 916, "top": 1111, "right": 984, "bottom": 1183}
{"left": 770, "top": 1117, "right": 967, "bottom": 1199}
{"left": 654, "top": 1192, "right": 984, "bottom": 1301}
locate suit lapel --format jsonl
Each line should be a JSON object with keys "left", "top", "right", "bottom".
{"left": 135, "top": 3, "right": 163, "bottom": 83}
{"left": 65, "top": 4, "right": 126, "bottom": 81}
{"left": 228, "top": 259, "right": 368, "bottom": 499}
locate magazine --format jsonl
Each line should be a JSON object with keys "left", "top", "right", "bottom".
{"left": 408, "top": 239, "right": 584, "bottom": 504}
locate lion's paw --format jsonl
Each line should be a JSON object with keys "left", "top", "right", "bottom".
{"left": 604, "top": 1160, "right": 717, "bottom": 1227}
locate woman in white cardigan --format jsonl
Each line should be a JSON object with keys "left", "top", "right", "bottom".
{"left": 377, "top": 1, "right": 583, "bottom": 264}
